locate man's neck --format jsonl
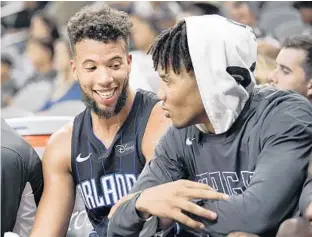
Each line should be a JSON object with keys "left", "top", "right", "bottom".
{"left": 200, "top": 115, "right": 215, "bottom": 134}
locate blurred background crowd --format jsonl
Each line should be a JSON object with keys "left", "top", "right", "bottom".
{"left": 1, "top": 1, "right": 312, "bottom": 118}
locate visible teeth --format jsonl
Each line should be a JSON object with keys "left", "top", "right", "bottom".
{"left": 97, "top": 90, "right": 115, "bottom": 99}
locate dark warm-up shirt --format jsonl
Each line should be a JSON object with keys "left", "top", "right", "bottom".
{"left": 1, "top": 118, "right": 43, "bottom": 236}
{"left": 108, "top": 87, "right": 312, "bottom": 237}
{"left": 299, "top": 158, "right": 312, "bottom": 216}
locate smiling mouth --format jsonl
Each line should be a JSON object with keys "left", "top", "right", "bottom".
{"left": 94, "top": 88, "right": 117, "bottom": 100}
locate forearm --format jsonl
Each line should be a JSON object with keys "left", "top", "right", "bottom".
{"left": 189, "top": 160, "right": 307, "bottom": 235}
{"left": 30, "top": 174, "right": 75, "bottom": 237}
{"left": 108, "top": 192, "right": 159, "bottom": 237}
{"left": 197, "top": 194, "right": 296, "bottom": 235}
{"left": 108, "top": 157, "right": 181, "bottom": 236}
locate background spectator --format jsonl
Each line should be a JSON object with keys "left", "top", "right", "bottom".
{"left": 1, "top": 54, "right": 18, "bottom": 107}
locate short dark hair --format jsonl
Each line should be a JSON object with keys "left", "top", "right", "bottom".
{"left": 67, "top": 4, "right": 132, "bottom": 55}
{"left": 283, "top": 35, "right": 312, "bottom": 80}
{"left": 147, "top": 19, "right": 194, "bottom": 75}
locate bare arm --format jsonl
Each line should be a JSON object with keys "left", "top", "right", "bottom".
{"left": 30, "top": 123, "right": 75, "bottom": 237}
{"left": 142, "top": 101, "right": 171, "bottom": 162}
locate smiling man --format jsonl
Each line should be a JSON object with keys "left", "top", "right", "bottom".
{"left": 29, "top": 4, "right": 177, "bottom": 237}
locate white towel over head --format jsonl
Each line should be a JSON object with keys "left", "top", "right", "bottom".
{"left": 185, "top": 14, "right": 257, "bottom": 134}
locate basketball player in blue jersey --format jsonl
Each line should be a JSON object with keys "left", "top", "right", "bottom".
{"left": 27, "top": 4, "right": 218, "bottom": 237}
{"left": 108, "top": 15, "right": 312, "bottom": 237}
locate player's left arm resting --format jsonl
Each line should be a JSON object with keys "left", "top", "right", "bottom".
{"left": 191, "top": 104, "right": 312, "bottom": 235}
{"left": 108, "top": 127, "right": 185, "bottom": 237}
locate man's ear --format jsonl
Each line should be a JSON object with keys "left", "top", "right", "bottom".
{"left": 70, "top": 59, "right": 78, "bottom": 81}
{"left": 127, "top": 54, "right": 132, "bottom": 75}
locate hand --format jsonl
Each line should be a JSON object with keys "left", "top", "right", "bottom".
{"left": 135, "top": 180, "right": 229, "bottom": 230}
{"left": 227, "top": 232, "right": 259, "bottom": 237}
{"left": 257, "top": 40, "right": 280, "bottom": 59}
{"left": 276, "top": 217, "right": 312, "bottom": 237}
{"left": 108, "top": 191, "right": 140, "bottom": 219}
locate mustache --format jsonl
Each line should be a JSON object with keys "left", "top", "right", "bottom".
{"left": 77, "top": 75, "right": 129, "bottom": 118}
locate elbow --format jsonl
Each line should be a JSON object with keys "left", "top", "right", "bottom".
{"left": 248, "top": 218, "right": 278, "bottom": 234}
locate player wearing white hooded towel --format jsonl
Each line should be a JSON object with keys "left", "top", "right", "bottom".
{"left": 108, "top": 15, "right": 312, "bottom": 237}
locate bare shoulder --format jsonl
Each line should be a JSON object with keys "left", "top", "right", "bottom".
{"left": 142, "top": 101, "right": 171, "bottom": 161}
{"left": 43, "top": 121, "right": 73, "bottom": 173}
{"left": 149, "top": 101, "right": 171, "bottom": 126}
{"left": 47, "top": 121, "right": 73, "bottom": 147}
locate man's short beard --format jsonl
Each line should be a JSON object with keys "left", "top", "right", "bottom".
{"left": 80, "top": 78, "right": 129, "bottom": 119}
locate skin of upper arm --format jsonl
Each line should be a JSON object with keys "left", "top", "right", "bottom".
{"left": 142, "top": 101, "right": 171, "bottom": 162}
{"left": 30, "top": 122, "right": 75, "bottom": 237}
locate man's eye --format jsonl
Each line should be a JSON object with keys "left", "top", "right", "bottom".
{"left": 110, "top": 64, "right": 121, "bottom": 70}
{"left": 86, "top": 66, "right": 96, "bottom": 71}
{"left": 282, "top": 68, "right": 290, "bottom": 75}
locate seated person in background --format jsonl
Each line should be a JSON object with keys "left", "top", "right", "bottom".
{"left": 268, "top": 35, "right": 312, "bottom": 103}
{"left": 294, "top": 1, "right": 312, "bottom": 35}
{"left": 29, "top": 10, "right": 60, "bottom": 43}
{"left": 9, "top": 38, "right": 57, "bottom": 112}
{"left": 1, "top": 55, "right": 18, "bottom": 107}
{"left": 37, "top": 38, "right": 83, "bottom": 115}
{"left": 224, "top": 1, "right": 281, "bottom": 59}
{"left": 129, "top": 13, "right": 162, "bottom": 93}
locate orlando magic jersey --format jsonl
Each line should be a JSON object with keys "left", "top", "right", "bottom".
{"left": 71, "top": 89, "right": 158, "bottom": 236}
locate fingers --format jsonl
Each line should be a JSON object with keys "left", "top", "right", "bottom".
{"left": 227, "top": 233, "right": 239, "bottom": 237}
{"left": 177, "top": 200, "right": 217, "bottom": 220}
{"left": 181, "top": 188, "right": 229, "bottom": 201}
{"left": 173, "top": 210, "right": 205, "bottom": 230}
{"left": 179, "top": 180, "right": 214, "bottom": 191}
{"left": 227, "top": 232, "right": 260, "bottom": 237}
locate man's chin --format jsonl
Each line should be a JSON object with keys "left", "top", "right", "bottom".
{"left": 92, "top": 104, "right": 116, "bottom": 118}
{"left": 96, "top": 103, "right": 115, "bottom": 112}
{"left": 172, "top": 121, "right": 188, "bottom": 130}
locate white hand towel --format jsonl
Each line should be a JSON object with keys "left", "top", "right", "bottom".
{"left": 185, "top": 15, "right": 257, "bottom": 134}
